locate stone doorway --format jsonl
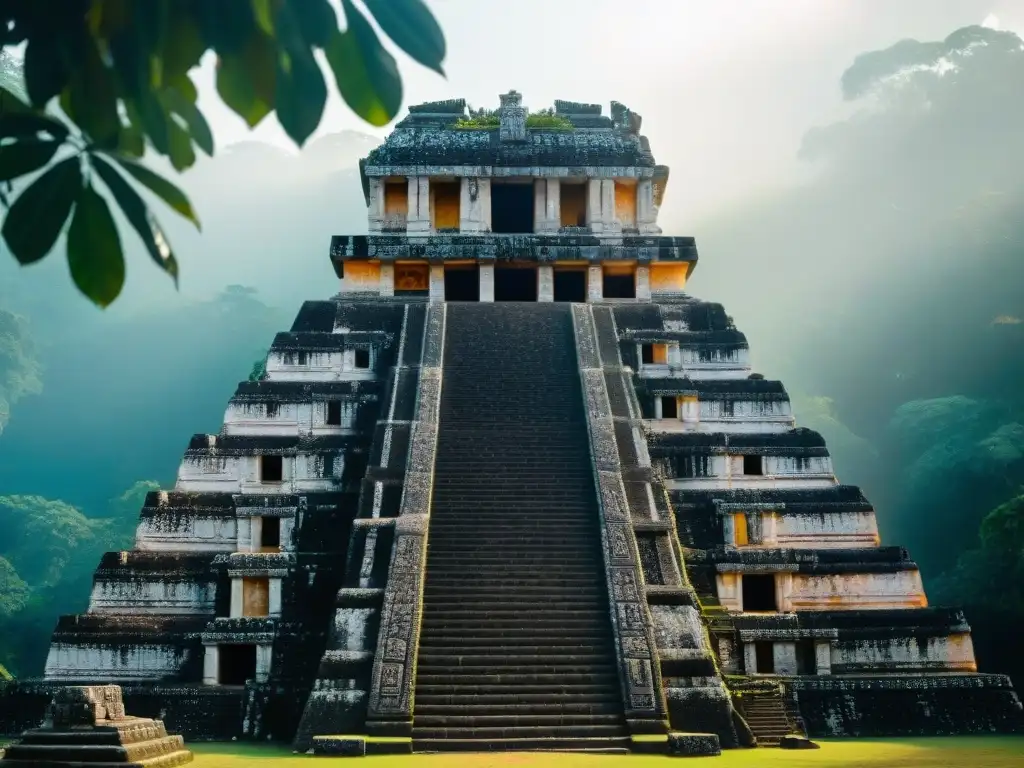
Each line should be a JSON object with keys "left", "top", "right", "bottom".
{"left": 553, "top": 269, "right": 587, "bottom": 302}
{"left": 495, "top": 265, "right": 538, "bottom": 302}
{"left": 219, "top": 644, "right": 257, "bottom": 685}
{"left": 491, "top": 182, "right": 534, "bottom": 233}
{"left": 444, "top": 265, "right": 480, "bottom": 301}
{"left": 742, "top": 573, "right": 778, "bottom": 612}
{"left": 754, "top": 642, "right": 775, "bottom": 674}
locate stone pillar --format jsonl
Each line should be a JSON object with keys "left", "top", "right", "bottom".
{"left": 460, "top": 178, "right": 485, "bottom": 233}
{"left": 407, "top": 177, "right": 430, "bottom": 234}
{"left": 534, "top": 179, "right": 560, "bottom": 233}
{"left": 668, "top": 343, "right": 682, "bottom": 368}
{"left": 681, "top": 395, "right": 699, "bottom": 423}
{"left": 367, "top": 178, "right": 384, "bottom": 232}
{"left": 601, "top": 179, "right": 620, "bottom": 234}
{"left": 379, "top": 263, "right": 395, "bottom": 297}
{"left": 428, "top": 265, "right": 444, "bottom": 301}
{"left": 203, "top": 644, "right": 219, "bottom": 685}
{"left": 230, "top": 579, "right": 243, "bottom": 618}
{"left": 587, "top": 265, "right": 603, "bottom": 301}
{"left": 249, "top": 518, "right": 261, "bottom": 553}
{"left": 586, "top": 179, "right": 603, "bottom": 233}
{"left": 653, "top": 396, "right": 663, "bottom": 419}
{"left": 269, "top": 578, "right": 282, "bottom": 617}
{"left": 255, "top": 644, "right": 273, "bottom": 683}
{"left": 538, "top": 265, "right": 554, "bottom": 302}
{"left": 743, "top": 642, "right": 757, "bottom": 674}
{"left": 236, "top": 518, "right": 253, "bottom": 553}
{"left": 815, "top": 641, "right": 833, "bottom": 676}
{"left": 479, "top": 264, "right": 495, "bottom": 302}
{"left": 637, "top": 178, "right": 661, "bottom": 234}
{"left": 636, "top": 265, "right": 651, "bottom": 300}
{"left": 762, "top": 512, "right": 779, "bottom": 546}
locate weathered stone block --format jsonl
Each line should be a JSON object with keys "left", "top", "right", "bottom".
{"left": 667, "top": 731, "right": 721, "bottom": 757}
{"left": 311, "top": 735, "right": 366, "bottom": 756}
{"left": 780, "top": 734, "right": 820, "bottom": 749}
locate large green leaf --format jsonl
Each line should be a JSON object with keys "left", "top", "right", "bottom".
{"left": 326, "top": 1, "right": 402, "bottom": 126}
{"left": 274, "top": 5, "right": 328, "bottom": 146}
{"left": 67, "top": 31, "right": 121, "bottom": 146}
{"left": 131, "top": 88, "right": 171, "bottom": 155}
{"left": 163, "top": 86, "right": 214, "bottom": 155}
{"left": 289, "top": 0, "right": 337, "bottom": 48}
{"left": 66, "top": 183, "right": 125, "bottom": 307}
{"left": 108, "top": 155, "right": 200, "bottom": 228}
{"left": 166, "top": 116, "right": 197, "bottom": 171}
{"left": 23, "top": 35, "right": 67, "bottom": 108}
{"left": 363, "top": 0, "right": 446, "bottom": 75}
{"left": 216, "top": 34, "right": 277, "bottom": 127}
{"left": 1, "top": 156, "right": 81, "bottom": 265}
{"left": 91, "top": 154, "right": 179, "bottom": 282}
{"left": 0, "top": 112, "right": 70, "bottom": 141}
{"left": 0, "top": 140, "right": 61, "bottom": 182}
{"left": 0, "top": 85, "right": 31, "bottom": 117}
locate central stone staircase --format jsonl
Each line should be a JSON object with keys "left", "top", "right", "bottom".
{"left": 412, "top": 303, "right": 629, "bottom": 752}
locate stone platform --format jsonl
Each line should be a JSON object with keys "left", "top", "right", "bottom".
{"left": 0, "top": 685, "right": 193, "bottom": 767}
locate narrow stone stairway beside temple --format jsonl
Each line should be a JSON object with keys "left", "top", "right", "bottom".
{"left": 412, "top": 303, "right": 629, "bottom": 753}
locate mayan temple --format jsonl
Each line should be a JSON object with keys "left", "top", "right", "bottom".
{"left": 1, "top": 91, "right": 1021, "bottom": 755}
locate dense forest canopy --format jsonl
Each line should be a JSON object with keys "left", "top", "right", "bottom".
{"left": 0, "top": 22, "right": 1021, "bottom": 686}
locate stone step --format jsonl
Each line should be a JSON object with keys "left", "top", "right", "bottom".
{"left": 420, "top": 620, "right": 613, "bottom": 632}
{"left": 423, "top": 575, "right": 603, "bottom": 586}
{"left": 418, "top": 653, "right": 613, "bottom": 666}
{"left": 421, "top": 609, "right": 610, "bottom": 620}
{"left": 415, "top": 684, "right": 621, "bottom": 698}
{"left": 416, "top": 703, "right": 622, "bottom": 716}
{"left": 416, "top": 672, "right": 619, "bottom": 687}
{"left": 423, "top": 586, "right": 605, "bottom": 598}
{"left": 414, "top": 714, "right": 626, "bottom": 728}
{"left": 420, "top": 629, "right": 613, "bottom": 641}
{"left": 419, "top": 641, "right": 614, "bottom": 652}
{"left": 416, "top": 692, "right": 622, "bottom": 706}
{"left": 412, "top": 737, "right": 630, "bottom": 753}
{"left": 411, "top": 725, "right": 628, "bottom": 740}
{"left": 1, "top": 737, "right": 190, "bottom": 764}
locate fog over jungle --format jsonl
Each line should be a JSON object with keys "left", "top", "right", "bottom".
{"left": 1, "top": 1, "right": 1023, "bottom": 681}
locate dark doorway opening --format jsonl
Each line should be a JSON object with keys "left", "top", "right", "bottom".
{"left": 743, "top": 573, "right": 777, "bottom": 612}
{"left": 495, "top": 266, "right": 537, "bottom": 302}
{"left": 553, "top": 270, "right": 587, "bottom": 302}
{"left": 444, "top": 266, "right": 479, "bottom": 301}
{"left": 796, "top": 639, "right": 817, "bottom": 675}
{"left": 219, "top": 644, "right": 257, "bottom": 685}
{"left": 260, "top": 517, "right": 281, "bottom": 551}
{"left": 661, "top": 396, "right": 678, "bottom": 419}
{"left": 603, "top": 270, "right": 635, "bottom": 299}
{"left": 754, "top": 642, "right": 775, "bottom": 674}
{"left": 261, "top": 455, "right": 283, "bottom": 483}
{"left": 354, "top": 348, "right": 370, "bottom": 369}
{"left": 326, "top": 400, "right": 342, "bottom": 426}
{"left": 743, "top": 454, "right": 764, "bottom": 476}
{"left": 491, "top": 183, "right": 534, "bottom": 233}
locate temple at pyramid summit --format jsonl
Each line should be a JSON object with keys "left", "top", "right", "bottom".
{"left": 1, "top": 91, "right": 1021, "bottom": 754}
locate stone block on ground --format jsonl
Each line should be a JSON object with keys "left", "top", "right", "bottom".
{"left": 0, "top": 685, "right": 193, "bottom": 767}
{"left": 311, "top": 736, "right": 366, "bottom": 756}
{"left": 667, "top": 731, "right": 721, "bottom": 757}
{"left": 780, "top": 734, "right": 820, "bottom": 749}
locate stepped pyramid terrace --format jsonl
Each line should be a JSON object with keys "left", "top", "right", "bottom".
{"left": 1, "top": 90, "right": 1022, "bottom": 754}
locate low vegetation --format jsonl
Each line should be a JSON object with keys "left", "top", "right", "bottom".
{"left": 186, "top": 737, "right": 1024, "bottom": 767}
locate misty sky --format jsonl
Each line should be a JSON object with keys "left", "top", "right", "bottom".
{"left": 194, "top": 0, "right": 1020, "bottom": 225}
